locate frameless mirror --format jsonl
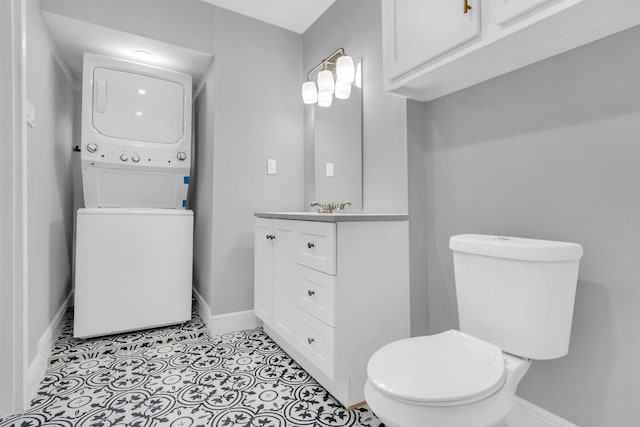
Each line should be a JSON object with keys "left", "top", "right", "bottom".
{"left": 313, "top": 59, "right": 362, "bottom": 211}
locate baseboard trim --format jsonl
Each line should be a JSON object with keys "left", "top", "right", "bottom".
{"left": 192, "top": 286, "right": 211, "bottom": 326}
{"left": 505, "top": 396, "right": 578, "bottom": 427}
{"left": 192, "top": 286, "right": 261, "bottom": 337}
{"left": 25, "top": 290, "right": 73, "bottom": 407}
{"left": 209, "top": 309, "right": 261, "bottom": 336}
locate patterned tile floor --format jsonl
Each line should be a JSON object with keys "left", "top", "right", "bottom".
{"left": 49, "top": 305, "right": 209, "bottom": 365}
{"left": 0, "top": 309, "right": 384, "bottom": 427}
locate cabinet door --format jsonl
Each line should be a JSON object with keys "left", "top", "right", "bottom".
{"left": 382, "top": 0, "right": 480, "bottom": 79}
{"left": 254, "top": 218, "right": 273, "bottom": 324}
{"left": 272, "top": 220, "right": 298, "bottom": 340}
{"left": 491, "top": 0, "right": 582, "bottom": 25}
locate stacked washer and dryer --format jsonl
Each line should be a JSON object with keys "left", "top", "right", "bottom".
{"left": 74, "top": 54, "right": 194, "bottom": 338}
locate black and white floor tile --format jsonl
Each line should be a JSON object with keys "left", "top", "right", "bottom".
{"left": 1, "top": 311, "right": 383, "bottom": 426}
{"left": 49, "top": 305, "right": 209, "bottom": 366}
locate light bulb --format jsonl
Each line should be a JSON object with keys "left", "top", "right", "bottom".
{"left": 317, "top": 91, "right": 333, "bottom": 107}
{"left": 317, "top": 69, "right": 334, "bottom": 95}
{"left": 302, "top": 81, "right": 318, "bottom": 104}
{"left": 336, "top": 55, "right": 355, "bottom": 84}
{"left": 335, "top": 81, "right": 351, "bottom": 100}
{"left": 355, "top": 61, "right": 362, "bottom": 89}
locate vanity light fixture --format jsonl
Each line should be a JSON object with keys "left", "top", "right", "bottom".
{"left": 302, "top": 81, "right": 318, "bottom": 104}
{"left": 302, "top": 48, "right": 356, "bottom": 107}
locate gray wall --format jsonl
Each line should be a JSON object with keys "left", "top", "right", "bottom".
{"left": 409, "top": 25, "right": 640, "bottom": 426}
{"left": 0, "top": 0, "right": 16, "bottom": 417}
{"left": 25, "top": 0, "right": 76, "bottom": 364}
{"left": 303, "top": 0, "right": 408, "bottom": 213}
{"left": 206, "top": 7, "right": 304, "bottom": 315}
{"left": 192, "top": 65, "right": 215, "bottom": 307}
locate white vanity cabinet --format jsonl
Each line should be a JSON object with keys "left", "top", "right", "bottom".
{"left": 382, "top": 0, "right": 640, "bottom": 101}
{"left": 254, "top": 218, "right": 299, "bottom": 341}
{"left": 254, "top": 213, "right": 410, "bottom": 407}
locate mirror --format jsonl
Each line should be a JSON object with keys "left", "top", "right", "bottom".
{"left": 313, "top": 59, "right": 362, "bottom": 211}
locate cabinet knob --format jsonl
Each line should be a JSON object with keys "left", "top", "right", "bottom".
{"left": 307, "top": 242, "right": 315, "bottom": 249}
{"left": 307, "top": 337, "right": 315, "bottom": 345}
{"left": 307, "top": 290, "right": 315, "bottom": 297}
{"left": 464, "top": 0, "right": 472, "bottom": 14}
{"left": 266, "top": 234, "right": 276, "bottom": 240}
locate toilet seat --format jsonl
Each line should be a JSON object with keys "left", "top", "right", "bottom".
{"left": 367, "top": 330, "right": 506, "bottom": 406}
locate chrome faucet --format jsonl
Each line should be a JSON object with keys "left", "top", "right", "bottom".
{"left": 310, "top": 201, "right": 352, "bottom": 213}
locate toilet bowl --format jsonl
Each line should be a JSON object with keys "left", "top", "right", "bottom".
{"left": 364, "top": 330, "right": 531, "bottom": 427}
{"left": 364, "top": 234, "right": 583, "bottom": 427}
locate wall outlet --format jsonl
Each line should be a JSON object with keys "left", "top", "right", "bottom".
{"left": 26, "top": 100, "right": 35, "bottom": 128}
{"left": 326, "top": 163, "right": 334, "bottom": 177}
{"left": 267, "top": 159, "right": 277, "bottom": 175}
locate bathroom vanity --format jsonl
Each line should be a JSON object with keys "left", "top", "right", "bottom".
{"left": 254, "top": 212, "right": 410, "bottom": 407}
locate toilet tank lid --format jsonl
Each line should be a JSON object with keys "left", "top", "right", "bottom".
{"left": 450, "top": 234, "right": 583, "bottom": 262}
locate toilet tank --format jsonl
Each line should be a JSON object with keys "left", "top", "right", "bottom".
{"left": 450, "top": 234, "right": 583, "bottom": 360}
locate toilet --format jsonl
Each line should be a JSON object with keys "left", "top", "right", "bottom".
{"left": 365, "top": 234, "right": 583, "bottom": 427}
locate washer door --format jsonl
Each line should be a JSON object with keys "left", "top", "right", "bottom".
{"left": 92, "top": 67, "right": 185, "bottom": 144}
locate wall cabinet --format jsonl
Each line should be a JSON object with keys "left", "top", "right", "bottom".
{"left": 382, "top": 0, "right": 640, "bottom": 101}
{"left": 383, "top": 0, "right": 480, "bottom": 80}
{"left": 254, "top": 214, "right": 410, "bottom": 407}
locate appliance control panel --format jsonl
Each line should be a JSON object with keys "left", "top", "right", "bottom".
{"left": 82, "top": 142, "right": 190, "bottom": 169}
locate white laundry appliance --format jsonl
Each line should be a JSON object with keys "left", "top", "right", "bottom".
{"left": 74, "top": 54, "right": 194, "bottom": 338}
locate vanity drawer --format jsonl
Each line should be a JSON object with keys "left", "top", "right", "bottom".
{"left": 296, "top": 308, "right": 334, "bottom": 379}
{"left": 297, "top": 265, "right": 335, "bottom": 327}
{"left": 297, "top": 221, "right": 336, "bottom": 275}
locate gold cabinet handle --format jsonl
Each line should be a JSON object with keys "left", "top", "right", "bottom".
{"left": 464, "top": 0, "right": 472, "bottom": 14}
{"left": 307, "top": 337, "right": 315, "bottom": 344}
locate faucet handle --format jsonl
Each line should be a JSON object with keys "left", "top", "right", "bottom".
{"left": 311, "top": 201, "right": 329, "bottom": 213}
{"left": 339, "top": 201, "right": 352, "bottom": 210}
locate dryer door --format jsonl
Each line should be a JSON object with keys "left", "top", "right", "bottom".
{"left": 92, "top": 67, "right": 185, "bottom": 144}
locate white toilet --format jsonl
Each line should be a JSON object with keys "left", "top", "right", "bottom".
{"left": 365, "top": 234, "right": 583, "bottom": 427}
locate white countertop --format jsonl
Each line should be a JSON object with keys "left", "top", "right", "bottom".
{"left": 254, "top": 211, "right": 409, "bottom": 222}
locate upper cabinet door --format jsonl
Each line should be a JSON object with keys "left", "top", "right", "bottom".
{"left": 491, "top": 0, "right": 582, "bottom": 26}
{"left": 382, "top": 0, "right": 481, "bottom": 79}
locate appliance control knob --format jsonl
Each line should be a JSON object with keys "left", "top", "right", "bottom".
{"left": 120, "top": 153, "right": 128, "bottom": 162}
{"left": 132, "top": 155, "right": 140, "bottom": 163}
{"left": 177, "top": 152, "right": 187, "bottom": 161}
{"left": 87, "top": 143, "right": 98, "bottom": 153}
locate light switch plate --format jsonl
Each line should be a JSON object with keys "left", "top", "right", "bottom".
{"left": 326, "top": 163, "right": 334, "bottom": 177}
{"left": 267, "top": 159, "right": 277, "bottom": 175}
{"left": 26, "top": 100, "right": 35, "bottom": 128}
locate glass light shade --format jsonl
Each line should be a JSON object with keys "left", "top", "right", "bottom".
{"left": 334, "top": 81, "right": 351, "bottom": 100}
{"left": 336, "top": 55, "right": 355, "bottom": 83}
{"left": 317, "top": 91, "right": 333, "bottom": 107}
{"left": 302, "top": 81, "right": 318, "bottom": 104}
{"left": 317, "top": 69, "right": 334, "bottom": 95}
{"left": 355, "top": 61, "right": 362, "bottom": 89}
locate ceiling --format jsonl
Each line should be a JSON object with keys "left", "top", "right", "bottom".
{"left": 42, "top": 11, "right": 213, "bottom": 86}
{"left": 201, "top": 0, "right": 336, "bottom": 33}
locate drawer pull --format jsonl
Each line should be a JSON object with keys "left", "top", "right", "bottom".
{"left": 307, "top": 290, "right": 315, "bottom": 296}
{"left": 307, "top": 337, "right": 315, "bottom": 344}
{"left": 307, "top": 242, "right": 315, "bottom": 249}
{"left": 266, "top": 234, "right": 276, "bottom": 240}
{"left": 463, "top": 0, "right": 472, "bottom": 14}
